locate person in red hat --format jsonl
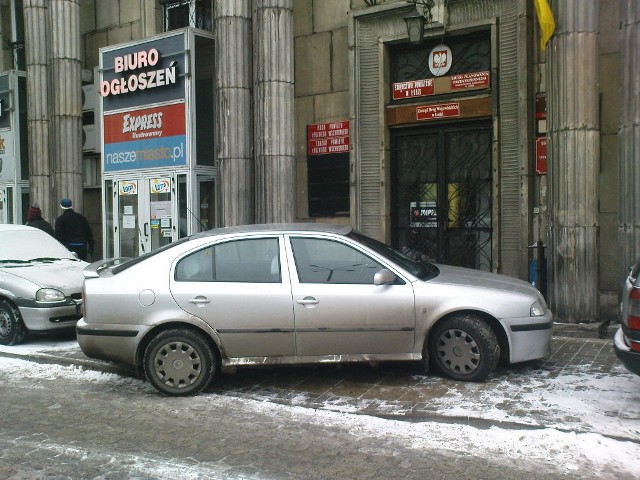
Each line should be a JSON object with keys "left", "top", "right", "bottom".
{"left": 25, "top": 203, "right": 54, "bottom": 236}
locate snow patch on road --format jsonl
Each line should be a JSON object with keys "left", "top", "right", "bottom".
{"left": 1, "top": 355, "right": 639, "bottom": 480}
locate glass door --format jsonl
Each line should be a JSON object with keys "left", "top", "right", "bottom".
{"left": 197, "top": 175, "right": 215, "bottom": 232}
{"left": 117, "top": 179, "right": 141, "bottom": 257}
{"left": 114, "top": 176, "right": 176, "bottom": 257}
{"left": 392, "top": 121, "right": 493, "bottom": 270}
{"left": 147, "top": 177, "right": 174, "bottom": 251}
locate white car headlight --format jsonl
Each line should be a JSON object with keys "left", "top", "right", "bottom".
{"left": 36, "top": 288, "right": 66, "bottom": 303}
{"left": 530, "top": 300, "right": 546, "bottom": 317}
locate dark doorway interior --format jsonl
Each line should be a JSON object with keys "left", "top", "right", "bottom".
{"left": 391, "top": 121, "right": 492, "bottom": 270}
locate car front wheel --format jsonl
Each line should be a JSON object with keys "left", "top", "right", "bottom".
{"left": 0, "top": 300, "right": 27, "bottom": 346}
{"left": 143, "top": 328, "right": 217, "bottom": 396}
{"left": 429, "top": 314, "right": 499, "bottom": 382}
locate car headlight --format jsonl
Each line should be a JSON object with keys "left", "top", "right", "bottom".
{"left": 530, "top": 300, "right": 546, "bottom": 317}
{"left": 36, "top": 288, "right": 66, "bottom": 303}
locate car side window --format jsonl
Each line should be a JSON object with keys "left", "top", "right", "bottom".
{"left": 290, "top": 237, "right": 384, "bottom": 284}
{"left": 175, "top": 238, "right": 281, "bottom": 283}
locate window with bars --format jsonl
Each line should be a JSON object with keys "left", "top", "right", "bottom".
{"left": 162, "top": 0, "right": 213, "bottom": 32}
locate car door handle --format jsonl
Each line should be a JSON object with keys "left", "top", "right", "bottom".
{"left": 296, "top": 297, "right": 319, "bottom": 305}
{"left": 188, "top": 296, "right": 210, "bottom": 306}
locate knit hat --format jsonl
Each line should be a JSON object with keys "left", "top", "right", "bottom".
{"left": 60, "top": 198, "right": 72, "bottom": 209}
{"left": 27, "top": 204, "right": 42, "bottom": 221}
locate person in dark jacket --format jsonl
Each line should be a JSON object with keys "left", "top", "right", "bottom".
{"left": 25, "top": 204, "right": 54, "bottom": 236}
{"left": 55, "top": 198, "right": 95, "bottom": 261}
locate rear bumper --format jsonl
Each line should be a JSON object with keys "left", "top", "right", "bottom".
{"left": 76, "top": 318, "right": 141, "bottom": 366}
{"left": 613, "top": 327, "right": 640, "bottom": 376}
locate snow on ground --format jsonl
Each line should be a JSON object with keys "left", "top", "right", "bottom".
{"left": 0, "top": 338, "right": 79, "bottom": 354}
{"left": 1, "top": 352, "right": 640, "bottom": 479}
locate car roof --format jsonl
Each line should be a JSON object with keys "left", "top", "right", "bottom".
{"left": 191, "top": 223, "right": 353, "bottom": 240}
{"left": 0, "top": 224, "right": 40, "bottom": 232}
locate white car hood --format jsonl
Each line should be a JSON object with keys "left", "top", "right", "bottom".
{"left": 431, "top": 263, "right": 539, "bottom": 297}
{"left": 3, "top": 261, "right": 86, "bottom": 291}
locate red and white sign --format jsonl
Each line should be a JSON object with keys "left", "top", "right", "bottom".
{"left": 536, "top": 137, "right": 547, "bottom": 175}
{"left": 451, "top": 71, "right": 490, "bottom": 90}
{"left": 416, "top": 102, "right": 460, "bottom": 121}
{"left": 307, "top": 121, "right": 349, "bottom": 139}
{"left": 307, "top": 120, "right": 349, "bottom": 156}
{"left": 103, "top": 102, "right": 186, "bottom": 145}
{"left": 428, "top": 44, "right": 452, "bottom": 76}
{"left": 392, "top": 79, "right": 435, "bottom": 100}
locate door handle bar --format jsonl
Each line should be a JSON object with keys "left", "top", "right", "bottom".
{"left": 296, "top": 298, "right": 319, "bottom": 305}
{"left": 189, "top": 297, "right": 210, "bottom": 305}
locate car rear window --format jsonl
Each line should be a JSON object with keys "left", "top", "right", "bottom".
{"left": 112, "top": 236, "right": 192, "bottom": 274}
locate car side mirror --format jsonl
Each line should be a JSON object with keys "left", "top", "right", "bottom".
{"left": 374, "top": 268, "right": 397, "bottom": 285}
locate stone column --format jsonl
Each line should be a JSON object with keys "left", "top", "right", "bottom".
{"left": 141, "top": 0, "right": 160, "bottom": 38}
{"left": 547, "top": 0, "right": 600, "bottom": 322}
{"left": 215, "top": 0, "right": 254, "bottom": 226}
{"left": 49, "top": 0, "right": 82, "bottom": 213}
{"left": 619, "top": 1, "right": 640, "bottom": 278}
{"left": 253, "top": 0, "right": 295, "bottom": 223}
{"left": 23, "top": 0, "right": 52, "bottom": 218}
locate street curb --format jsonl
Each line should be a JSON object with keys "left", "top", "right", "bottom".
{"left": 552, "top": 320, "right": 615, "bottom": 339}
{"left": 0, "top": 350, "right": 136, "bottom": 377}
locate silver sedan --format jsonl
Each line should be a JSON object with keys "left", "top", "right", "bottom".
{"left": 0, "top": 224, "right": 87, "bottom": 345}
{"left": 77, "top": 224, "right": 552, "bottom": 396}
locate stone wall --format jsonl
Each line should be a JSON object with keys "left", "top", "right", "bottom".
{"left": 293, "top": 0, "right": 350, "bottom": 223}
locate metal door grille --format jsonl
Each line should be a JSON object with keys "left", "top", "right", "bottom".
{"left": 392, "top": 122, "right": 492, "bottom": 270}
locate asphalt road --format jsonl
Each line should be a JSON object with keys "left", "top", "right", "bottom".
{"left": 1, "top": 356, "right": 629, "bottom": 480}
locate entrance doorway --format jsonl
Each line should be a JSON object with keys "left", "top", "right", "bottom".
{"left": 110, "top": 176, "right": 175, "bottom": 258}
{"left": 391, "top": 121, "right": 492, "bottom": 270}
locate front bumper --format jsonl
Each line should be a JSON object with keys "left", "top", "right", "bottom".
{"left": 613, "top": 327, "right": 640, "bottom": 376}
{"left": 501, "top": 310, "right": 553, "bottom": 363}
{"left": 17, "top": 303, "right": 81, "bottom": 331}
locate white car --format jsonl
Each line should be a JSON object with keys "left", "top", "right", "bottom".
{"left": 0, "top": 224, "right": 88, "bottom": 345}
{"left": 77, "top": 224, "right": 553, "bottom": 396}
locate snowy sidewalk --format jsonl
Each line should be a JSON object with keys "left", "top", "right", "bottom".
{"left": 1, "top": 324, "right": 639, "bottom": 444}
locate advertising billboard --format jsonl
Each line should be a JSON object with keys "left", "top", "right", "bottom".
{"left": 103, "top": 102, "right": 186, "bottom": 172}
{"left": 100, "top": 31, "right": 188, "bottom": 172}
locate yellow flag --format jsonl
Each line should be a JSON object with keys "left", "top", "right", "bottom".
{"left": 534, "top": 0, "right": 556, "bottom": 51}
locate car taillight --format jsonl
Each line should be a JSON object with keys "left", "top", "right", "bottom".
{"left": 628, "top": 287, "right": 640, "bottom": 330}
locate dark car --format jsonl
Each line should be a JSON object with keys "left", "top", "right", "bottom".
{"left": 614, "top": 257, "right": 640, "bottom": 375}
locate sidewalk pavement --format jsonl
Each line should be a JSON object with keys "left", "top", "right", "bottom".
{"left": 2, "top": 322, "right": 640, "bottom": 443}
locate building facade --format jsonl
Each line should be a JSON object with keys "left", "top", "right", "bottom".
{"left": 0, "top": 0, "right": 637, "bottom": 324}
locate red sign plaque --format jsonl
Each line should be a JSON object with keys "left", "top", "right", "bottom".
{"left": 392, "top": 79, "right": 435, "bottom": 100}
{"left": 451, "top": 71, "right": 490, "bottom": 90}
{"left": 416, "top": 102, "right": 460, "bottom": 121}
{"left": 536, "top": 137, "right": 547, "bottom": 175}
{"left": 307, "top": 120, "right": 349, "bottom": 156}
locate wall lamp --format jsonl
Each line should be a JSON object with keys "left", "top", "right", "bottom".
{"left": 403, "top": 10, "right": 426, "bottom": 44}
{"left": 404, "top": 0, "right": 438, "bottom": 44}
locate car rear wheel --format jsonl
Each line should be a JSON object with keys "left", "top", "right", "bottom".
{"left": 429, "top": 314, "right": 499, "bottom": 382}
{"left": 143, "top": 329, "right": 217, "bottom": 396}
{"left": 0, "top": 300, "right": 27, "bottom": 346}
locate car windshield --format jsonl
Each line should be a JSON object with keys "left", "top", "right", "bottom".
{"left": 348, "top": 231, "right": 439, "bottom": 280}
{"left": 0, "top": 229, "right": 77, "bottom": 262}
